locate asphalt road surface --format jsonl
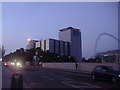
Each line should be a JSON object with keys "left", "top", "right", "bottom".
{"left": 2, "top": 65, "right": 12, "bottom": 88}
{"left": 2, "top": 65, "right": 120, "bottom": 90}
{"left": 0, "top": 64, "right": 2, "bottom": 90}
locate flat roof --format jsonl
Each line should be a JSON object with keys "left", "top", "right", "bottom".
{"left": 59, "top": 27, "right": 80, "bottom": 32}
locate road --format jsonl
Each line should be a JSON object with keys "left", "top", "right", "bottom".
{"left": 2, "top": 65, "right": 120, "bottom": 89}
{"left": 2, "top": 65, "right": 12, "bottom": 89}
{"left": 0, "top": 63, "right": 2, "bottom": 90}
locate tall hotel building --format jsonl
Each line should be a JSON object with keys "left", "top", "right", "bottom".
{"left": 59, "top": 27, "right": 82, "bottom": 62}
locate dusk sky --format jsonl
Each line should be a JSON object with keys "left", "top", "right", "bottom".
{"left": 2, "top": 2, "right": 118, "bottom": 58}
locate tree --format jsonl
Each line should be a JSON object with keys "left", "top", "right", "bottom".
{"left": 82, "top": 57, "right": 89, "bottom": 62}
{"left": 88, "top": 57, "right": 102, "bottom": 63}
{"left": 2, "top": 46, "right": 5, "bottom": 57}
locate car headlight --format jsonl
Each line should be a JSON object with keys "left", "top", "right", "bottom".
{"left": 11, "top": 62, "right": 15, "bottom": 65}
{"left": 119, "top": 75, "right": 120, "bottom": 77}
{"left": 16, "top": 63, "right": 20, "bottom": 66}
{"left": 19, "top": 65, "right": 22, "bottom": 67}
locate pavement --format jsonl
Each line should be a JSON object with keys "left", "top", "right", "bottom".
{"left": 0, "top": 65, "right": 2, "bottom": 90}
{"left": 27, "top": 65, "right": 91, "bottom": 75}
{"left": 41, "top": 67, "right": 91, "bottom": 75}
{"left": 2, "top": 65, "right": 12, "bottom": 89}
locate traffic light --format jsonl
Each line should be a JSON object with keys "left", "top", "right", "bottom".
{"left": 14, "top": 60, "right": 17, "bottom": 62}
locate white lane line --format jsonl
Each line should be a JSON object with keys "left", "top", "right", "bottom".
{"left": 62, "top": 81, "right": 80, "bottom": 88}
{"left": 62, "top": 81, "right": 104, "bottom": 90}
{"left": 62, "top": 81, "right": 86, "bottom": 90}
{"left": 79, "top": 81, "right": 103, "bottom": 89}
{"left": 42, "top": 76, "right": 54, "bottom": 80}
{"left": 63, "top": 77, "right": 73, "bottom": 80}
{"left": 23, "top": 82, "right": 32, "bottom": 89}
{"left": 53, "top": 77, "right": 73, "bottom": 80}
{"left": 45, "top": 75, "right": 74, "bottom": 81}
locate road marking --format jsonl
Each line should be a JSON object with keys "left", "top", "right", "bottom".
{"left": 62, "top": 81, "right": 104, "bottom": 89}
{"left": 51, "top": 77, "right": 73, "bottom": 80}
{"left": 78, "top": 81, "right": 103, "bottom": 89}
{"left": 44, "top": 75, "right": 73, "bottom": 81}
{"left": 30, "top": 82, "right": 42, "bottom": 87}
{"left": 42, "top": 76, "right": 54, "bottom": 80}
{"left": 62, "top": 81, "right": 80, "bottom": 88}
{"left": 23, "top": 82, "right": 32, "bottom": 89}
{"left": 62, "top": 81, "right": 86, "bottom": 90}
{"left": 63, "top": 77, "right": 73, "bottom": 80}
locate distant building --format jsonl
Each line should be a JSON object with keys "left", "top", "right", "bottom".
{"left": 96, "top": 50, "right": 120, "bottom": 63}
{"left": 27, "top": 39, "right": 38, "bottom": 50}
{"left": 36, "top": 39, "right": 70, "bottom": 56}
{"left": 26, "top": 45, "right": 29, "bottom": 50}
{"left": 59, "top": 27, "right": 82, "bottom": 62}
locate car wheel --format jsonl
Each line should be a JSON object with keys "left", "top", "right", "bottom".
{"left": 91, "top": 74, "right": 96, "bottom": 80}
{"left": 112, "top": 77, "right": 117, "bottom": 83}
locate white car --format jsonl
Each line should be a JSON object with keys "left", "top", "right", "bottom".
{"left": 10, "top": 62, "right": 22, "bottom": 67}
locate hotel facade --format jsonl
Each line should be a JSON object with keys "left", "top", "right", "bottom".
{"left": 36, "top": 39, "right": 70, "bottom": 56}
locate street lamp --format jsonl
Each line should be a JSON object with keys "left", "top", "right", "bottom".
{"left": 28, "top": 38, "right": 31, "bottom": 42}
{"left": 68, "top": 56, "right": 70, "bottom": 58}
{"left": 40, "top": 56, "right": 43, "bottom": 58}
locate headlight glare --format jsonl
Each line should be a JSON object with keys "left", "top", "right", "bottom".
{"left": 12, "top": 63, "right": 15, "bottom": 65}
{"left": 17, "top": 63, "right": 20, "bottom": 66}
{"left": 119, "top": 75, "right": 120, "bottom": 77}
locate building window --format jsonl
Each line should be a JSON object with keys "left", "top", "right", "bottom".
{"left": 63, "top": 42, "right": 65, "bottom": 55}
{"left": 59, "top": 41, "right": 60, "bottom": 55}
{"left": 40, "top": 41, "right": 41, "bottom": 48}
{"left": 44, "top": 40, "right": 46, "bottom": 51}
{"left": 67, "top": 42, "right": 70, "bottom": 56}
{"left": 54, "top": 40, "right": 56, "bottom": 53}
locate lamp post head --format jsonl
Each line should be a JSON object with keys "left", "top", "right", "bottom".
{"left": 28, "top": 38, "right": 31, "bottom": 42}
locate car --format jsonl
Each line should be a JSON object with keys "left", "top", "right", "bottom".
{"left": 91, "top": 65, "right": 120, "bottom": 83}
{"left": 10, "top": 62, "right": 23, "bottom": 67}
{"left": 3, "top": 62, "right": 8, "bottom": 67}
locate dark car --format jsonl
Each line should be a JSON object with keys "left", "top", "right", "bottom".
{"left": 91, "top": 65, "right": 120, "bottom": 83}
